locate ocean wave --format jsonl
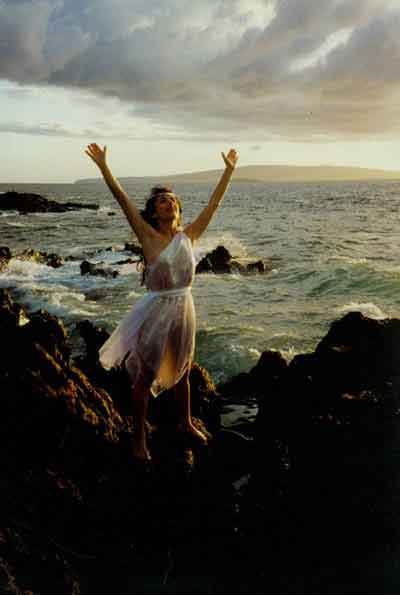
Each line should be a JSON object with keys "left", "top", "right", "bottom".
{"left": 335, "top": 301, "right": 387, "bottom": 319}
{"left": 0, "top": 259, "right": 125, "bottom": 300}
{"left": 229, "top": 343, "right": 262, "bottom": 360}
{"left": 221, "top": 403, "right": 258, "bottom": 428}
{"left": 0, "top": 210, "right": 19, "bottom": 217}
{"left": 14, "top": 284, "right": 101, "bottom": 319}
{"left": 97, "top": 206, "right": 116, "bottom": 214}
{"left": 1, "top": 258, "right": 54, "bottom": 279}
{"left": 195, "top": 231, "right": 249, "bottom": 261}
{"left": 328, "top": 254, "right": 368, "bottom": 265}
{"left": 127, "top": 289, "right": 143, "bottom": 299}
{"left": 3, "top": 220, "right": 26, "bottom": 227}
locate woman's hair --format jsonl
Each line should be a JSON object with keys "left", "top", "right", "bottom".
{"left": 137, "top": 185, "right": 183, "bottom": 284}
{"left": 140, "top": 185, "right": 183, "bottom": 230}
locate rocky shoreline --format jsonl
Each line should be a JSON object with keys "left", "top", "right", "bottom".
{"left": 0, "top": 191, "right": 99, "bottom": 214}
{"left": 1, "top": 288, "right": 399, "bottom": 593}
{"left": 0, "top": 243, "right": 271, "bottom": 279}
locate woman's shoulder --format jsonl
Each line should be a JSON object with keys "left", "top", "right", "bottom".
{"left": 182, "top": 224, "right": 196, "bottom": 244}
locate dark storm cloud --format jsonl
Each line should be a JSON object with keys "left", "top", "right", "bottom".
{"left": 0, "top": 0, "right": 399, "bottom": 139}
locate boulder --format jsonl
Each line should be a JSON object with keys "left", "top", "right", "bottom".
{"left": 124, "top": 241, "right": 143, "bottom": 256}
{"left": 16, "top": 248, "right": 64, "bottom": 268}
{"left": 80, "top": 260, "right": 119, "bottom": 278}
{"left": 196, "top": 244, "right": 271, "bottom": 275}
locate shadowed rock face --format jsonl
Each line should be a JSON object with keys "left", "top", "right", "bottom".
{"left": 0, "top": 191, "right": 99, "bottom": 213}
{"left": 0, "top": 288, "right": 227, "bottom": 593}
{"left": 1, "top": 288, "right": 399, "bottom": 594}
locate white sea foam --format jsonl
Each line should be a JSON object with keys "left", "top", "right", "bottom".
{"left": 336, "top": 301, "right": 386, "bottom": 319}
{"left": 1, "top": 258, "right": 51, "bottom": 280}
{"left": 221, "top": 404, "right": 258, "bottom": 428}
{"left": 127, "top": 290, "right": 142, "bottom": 299}
{"left": 97, "top": 206, "right": 115, "bottom": 214}
{"left": 0, "top": 210, "right": 19, "bottom": 217}
{"left": 14, "top": 284, "right": 101, "bottom": 318}
{"left": 327, "top": 254, "right": 368, "bottom": 265}
{"left": 278, "top": 346, "right": 300, "bottom": 362}
{"left": 4, "top": 220, "right": 25, "bottom": 227}
{"left": 0, "top": 258, "right": 120, "bottom": 319}
{"left": 194, "top": 231, "right": 249, "bottom": 261}
{"left": 229, "top": 343, "right": 261, "bottom": 361}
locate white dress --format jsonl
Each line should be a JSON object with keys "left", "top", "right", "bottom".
{"left": 99, "top": 230, "right": 196, "bottom": 396}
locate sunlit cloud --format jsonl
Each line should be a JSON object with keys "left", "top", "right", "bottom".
{"left": 0, "top": 0, "right": 399, "bottom": 140}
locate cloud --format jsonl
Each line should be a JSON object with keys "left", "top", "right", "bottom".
{"left": 0, "top": 0, "right": 399, "bottom": 139}
{"left": 0, "top": 121, "right": 90, "bottom": 137}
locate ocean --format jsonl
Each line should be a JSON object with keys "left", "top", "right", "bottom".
{"left": 1, "top": 178, "right": 400, "bottom": 385}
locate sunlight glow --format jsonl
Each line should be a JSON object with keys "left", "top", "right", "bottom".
{"left": 291, "top": 27, "right": 353, "bottom": 72}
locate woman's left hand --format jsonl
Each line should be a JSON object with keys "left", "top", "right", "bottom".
{"left": 222, "top": 148, "right": 238, "bottom": 171}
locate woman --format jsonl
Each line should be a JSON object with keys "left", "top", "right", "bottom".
{"left": 85, "top": 143, "right": 238, "bottom": 460}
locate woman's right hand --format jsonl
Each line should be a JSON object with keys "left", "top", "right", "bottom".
{"left": 85, "top": 143, "right": 107, "bottom": 169}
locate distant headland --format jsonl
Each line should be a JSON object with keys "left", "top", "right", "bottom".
{"left": 75, "top": 164, "right": 400, "bottom": 185}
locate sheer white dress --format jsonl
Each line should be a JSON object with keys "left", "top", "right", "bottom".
{"left": 99, "top": 230, "right": 196, "bottom": 396}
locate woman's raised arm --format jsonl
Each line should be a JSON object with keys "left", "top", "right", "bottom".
{"left": 185, "top": 149, "right": 238, "bottom": 242}
{"left": 85, "top": 143, "right": 152, "bottom": 241}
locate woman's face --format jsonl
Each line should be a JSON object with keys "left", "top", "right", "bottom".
{"left": 154, "top": 192, "right": 180, "bottom": 223}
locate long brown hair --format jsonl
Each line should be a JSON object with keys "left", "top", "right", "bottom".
{"left": 138, "top": 185, "right": 183, "bottom": 284}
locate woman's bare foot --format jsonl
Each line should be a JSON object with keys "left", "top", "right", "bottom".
{"left": 132, "top": 441, "right": 152, "bottom": 461}
{"left": 176, "top": 422, "right": 208, "bottom": 445}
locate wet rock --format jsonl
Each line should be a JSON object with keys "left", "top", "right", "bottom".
{"left": 148, "top": 362, "right": 221, "bottom": 433}
{"left": 75, "top": 319, "right": 110, "bottom": 367}
{"left": 0, "top": 191, "right": 99, "bottom": 213}
{"left": 0, "top": 287, "right": 30, "bottom": 341}
{"left": 196, "top": 244, "right": 271, "bottom": 275}
{"left": 0, "top": 246, "right": 12, "bottom": 272}
{"left": 246, "top": 259, "right": 266, "bottom": 273}
{"left": 124, "top": 241, "right": 143, "bottom": 256}
{"left": 16, "top": 248, "right": 64, "bottom": 268}
{"left": 0, "top": 289, "right": 238, "bottom": 594}
{"left": 80, "top": 260, "right": 119, "bottom": 278}
{"left": 218, "top": 349, "right": 287, "bottom": 399}
{"left": 83, "top": 288, "right": 109, "bottom": 301}
{"left": 4, "top": 285, "right": 399, "bottom": 594}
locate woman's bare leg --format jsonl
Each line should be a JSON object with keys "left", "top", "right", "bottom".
{"left": 174, "top": 369, "right": 208, "bottom": 444}
{"left": 131, "top": 373, "right": 152, "bottom": 460}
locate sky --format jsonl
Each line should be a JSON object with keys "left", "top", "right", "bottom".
{"left": 1, "top": 0, "right": 400, "bottom": 182}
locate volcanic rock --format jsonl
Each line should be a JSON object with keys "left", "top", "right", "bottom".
{"left": 196, "top": 244, "right": 271, "bottom": 274}
{"left": 80, "top": 260, "right": 119, "bottom": 278}
{"left": 0, "top": 191, "right": 99, "bottom": 213}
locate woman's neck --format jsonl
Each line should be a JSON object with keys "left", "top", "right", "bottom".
{"left": 157, "top": 220, "right": 179, "bottom": 239}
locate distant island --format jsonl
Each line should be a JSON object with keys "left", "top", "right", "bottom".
{"left": 76, "top": 164, "right": 400, "bottom": 185}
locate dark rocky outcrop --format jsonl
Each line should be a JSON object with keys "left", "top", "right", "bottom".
{"left": 16, "top": 248, "right": 64, "bottom": 268}
{"left": 0, "top": 289, "right": 231, "bottom": 593}
{"left": 0, "top": 246, "right": 11, "bottom": 272}
{"left": 217, "top": 310, "right": 400, "bottom": 594}
{"left": 196, "top": 245, "right": 271, "bottom": 274}
{"left": 0, "top": 191, "right": 99, "bottom": 213}
{"left": 80, "top": 260, "right": 119, "bottom": 278}
{"left": 124, "top": 241, "right": 143, "bottom": 256}
{"left": 0, "top": 246, "right": 65, "bottom": 270}
{"left": 1, "top": 289, "right": 400, "bottom": 594}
